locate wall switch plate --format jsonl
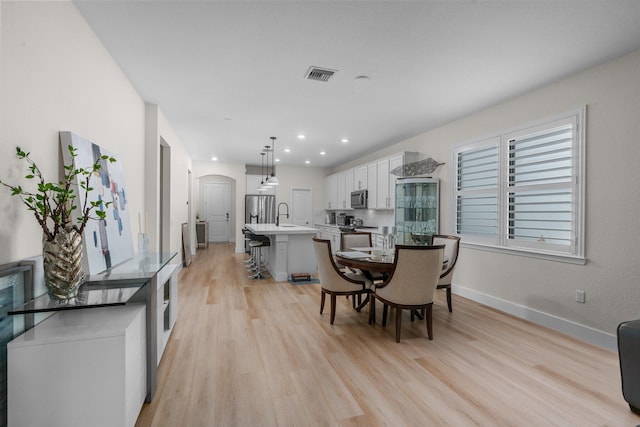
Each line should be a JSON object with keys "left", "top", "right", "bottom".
{"left": 576, "top": 290, "right": 586, "bottom": 303}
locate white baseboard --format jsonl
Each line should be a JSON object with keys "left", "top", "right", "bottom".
{"left": 452, "top": 285, "right": 618, "bottom": 352}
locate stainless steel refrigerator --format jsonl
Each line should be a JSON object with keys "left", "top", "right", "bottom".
{"left": 245, "top": 194, "right": 276, "bottom": 225}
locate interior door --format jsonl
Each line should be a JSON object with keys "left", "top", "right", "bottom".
{"left": 291, "top": 188, "right": 312, "bottom": 226}
{"left": 204, "top": 182, "right": 231, "bottom": 242}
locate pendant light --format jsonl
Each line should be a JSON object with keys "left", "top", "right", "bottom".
{"left": 258, "top": 152, "right": 267, "bottom": 192}
{"left": 266, "top": 136, "right": 279, "bottom": 186}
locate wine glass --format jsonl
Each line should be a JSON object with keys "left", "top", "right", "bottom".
{"left": 381, "top": 226, "right": 389, "bottom": 256}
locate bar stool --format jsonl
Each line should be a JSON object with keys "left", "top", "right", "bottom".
{"left": 242, "top": 228, "right": 257, "bottom": 266}
{"left": 248, "top": 235, "right": 271, "bottom": 280}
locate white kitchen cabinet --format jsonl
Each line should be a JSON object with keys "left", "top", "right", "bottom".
{"left": 328, "top": 229, "right": 341, "bottom": 254}
{"left": 374, "top": 153, "right": 419, "bottom": 209}
{"left": 388, "top": 154, "right": 405, "bottom": 208}
{"left": 324, "top": 173, "right": 338, "bottom": 210}
{"left": 345, "top": 169, "right": 354, "bottom": 209}
{"left": 376, "top": 159, "right": 391, "bottom": 209}
{"left": 336, "top": 171, "right": 347, "bottom": 209}
{"left": 316, "top": 225, "right": 341, "bottom": 254}
{"left": 353, "top": 166, "right": 367, "bottom": 190}
{"left": 367, "top": 163, "right": 378, "bottom": 209}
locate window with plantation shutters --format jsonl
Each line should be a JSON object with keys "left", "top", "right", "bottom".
{"left": 456, "top": 139, "right": 500, "bottom": 244}
{"left": 453, "top": 108, "right": 585, "bottom": 262}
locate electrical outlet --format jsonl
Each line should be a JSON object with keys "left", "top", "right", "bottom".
{"left": 576, "top": 290, "right": 586, "bottom": 303}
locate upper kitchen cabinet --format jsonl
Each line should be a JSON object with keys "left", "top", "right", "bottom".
{"left": 324, "top": 173, "right": 338, "bottom": 210}
{"left": 367, "top": 163, "right": 378, "bottom": 209}
{"left": 325, "top": 169, "right": 355, "bottom": 210}
{"left": 376, "top": 158, "right": 391, "bottom": 209}
{"left": 344, "top": 169, "right": 354, "bottom": 209}
{"left": 353, "top": 166, "right": 367, "bottom": 190}
{"left": 374, "top": 153, "right": 419, "bottom": 209}
{"left": 324, "top": 151, "right": 419, "bottom": 211}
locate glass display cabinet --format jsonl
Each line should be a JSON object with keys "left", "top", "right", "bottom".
{"left": 394, "top": 178, "right": 439, "bottom": 245}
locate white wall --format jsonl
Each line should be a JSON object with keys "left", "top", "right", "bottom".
{"left": 0, "top": 2, "right": 191, "bottom": 264}
{"left": 145, "top": 105, "right": 192, "bottom": 257}
{"left": 270, "top": 165, "right": 329, "bottom": 226}
{"left": 331, "top": 48, "right": 640, "bottom": 347}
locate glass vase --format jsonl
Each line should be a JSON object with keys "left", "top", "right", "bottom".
{"left": 43, "top": 228, "right": 85, "bottom": 299}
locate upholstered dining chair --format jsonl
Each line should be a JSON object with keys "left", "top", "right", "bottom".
{"left": 369, "top": 244, "right": 444, "bottom": 343}
{"left": 313, "top": 238, "right": 372, "bottom": 325}
{"left": 340, "top": 231, "right": 373, "bottom": 251}
{"left": 339, "top": 231, "right": 383, "bottom": 308}
{"left": 431, "top": 234, "right": 461, "bottom": 312}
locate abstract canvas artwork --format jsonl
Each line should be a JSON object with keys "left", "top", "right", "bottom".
{"left": 59, "top": 131, "right": 134, "bottom": 274}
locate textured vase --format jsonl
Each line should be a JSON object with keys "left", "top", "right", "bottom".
{"left": 43, "top": 229, "right": 85, "bottom": 299}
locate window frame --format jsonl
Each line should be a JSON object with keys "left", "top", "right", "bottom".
{"left": 451, "top": 107, "right": 586, "bottom": 264}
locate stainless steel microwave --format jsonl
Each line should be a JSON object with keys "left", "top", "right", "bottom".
{"left": 350, "top": 190, "right": 368, "bottom": 209}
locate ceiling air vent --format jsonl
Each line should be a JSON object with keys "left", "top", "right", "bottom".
{"left": 304, "top": 66, "right": 337, "bottom": 82}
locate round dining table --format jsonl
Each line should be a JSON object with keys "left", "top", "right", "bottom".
{"left": 335, "top": 248, "right": 448, "bottom": 279}
{"left": 335, "top": 246, "right": 448, "bottom": 317}
{"left": 335, "top": 251, "right": 395, "bottom": 277}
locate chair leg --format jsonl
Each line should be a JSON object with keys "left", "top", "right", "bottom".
{"left": 320, "top": 290, "right": 326, "bottom": 314}
{"left": 446, "top": 287, "right": 452, "bottom": 312}
{"left": 382, "top": 304, "right": 389, "bottom": 327}
{"left": 369, "top": 296, "right": 376, "bottom": 325}
{"left": 395, "top": 307, "right": 402, "bottom": 343}
{"left": 330, "top": 294, "right": 337, "bottom": 325}
{"left": 425, "top": 303, "right": 433, "bottom": 340}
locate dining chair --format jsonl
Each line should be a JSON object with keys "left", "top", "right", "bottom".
{"left": 431, "top": 234, "right": 461, "bottom": 312}
{"left": 369, "top": 244, "right": 444, "bottom": 343}
{"left": 340, "top": 231, "right": 372, "bottom": 251}
{"left": 313, "top": 238, "right": 372, "bottom": 325}
{"left": 340, "top": 231, "right": 383, "bottom": 308}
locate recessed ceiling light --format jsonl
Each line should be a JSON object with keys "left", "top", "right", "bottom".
{"left": 341, "top": 138, "right": 349, "bottom": 143}
{"left": 275, "top": 158, "right": 280, "bottom": 162}
{"left": 211, "top": 156, "right": 218, "bottom": 161}
{"left": 284, "top": 148, "right": 291, "bottom": 153}
{"left": 320, "top": 151, "right": 326, "bottom": 155}
{"left": 297, "top": 134, "right": 306, "bottom": 140}
{"left": 354, "top": 75, "right": 370, "bottom": 84}
{"left": 305, "top": 160, "right": 311, "bottom": 164}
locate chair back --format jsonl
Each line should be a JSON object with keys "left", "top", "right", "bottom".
{"left": 340, "top": 232, "right": 372, "bottom": 251}
{"left": 375, "top": 245, "right": 444, "bottom": 306}
{"left": 432, "top": 235, "right": 460, "bottom": 285}
{"left": 313, "top": 238, "right": 365, "bottom": 292}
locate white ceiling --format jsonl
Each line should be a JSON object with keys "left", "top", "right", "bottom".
{"left": 73, "top": 1, "right": 640, "bottom": 168}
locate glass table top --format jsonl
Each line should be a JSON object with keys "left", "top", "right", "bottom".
{"left": 8, "top": 252, "right": 177, "bottom": 315}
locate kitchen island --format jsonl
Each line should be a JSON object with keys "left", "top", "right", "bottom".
{"left": 244, "top": 223, "right": 318, "bottom": 282}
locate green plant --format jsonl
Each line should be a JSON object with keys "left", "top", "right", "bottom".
{"left": 0, "top": 145, "right": 116, "bottom": 241}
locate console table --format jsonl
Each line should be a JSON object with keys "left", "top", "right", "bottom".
{"left": 8, "top": 252, "right": 178, "bottom": 405}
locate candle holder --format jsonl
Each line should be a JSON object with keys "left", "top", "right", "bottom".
{"left": 138, "top": 233, "right": 149, "bottom": 254}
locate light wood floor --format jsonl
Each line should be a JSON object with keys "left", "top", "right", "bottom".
{"left": 136, "top": 243, "right": 638, "bottom": 427}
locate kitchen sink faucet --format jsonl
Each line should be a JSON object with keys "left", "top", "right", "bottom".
{"left": 276, "top": 202, "right": 289, "bottom": 226}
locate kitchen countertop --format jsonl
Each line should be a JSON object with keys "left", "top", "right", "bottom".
{"left": 245, "top": 223, "right": 318, "bottom": 235}
{"left": 315, "top": 224, "right": 382, "bottom": 233}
